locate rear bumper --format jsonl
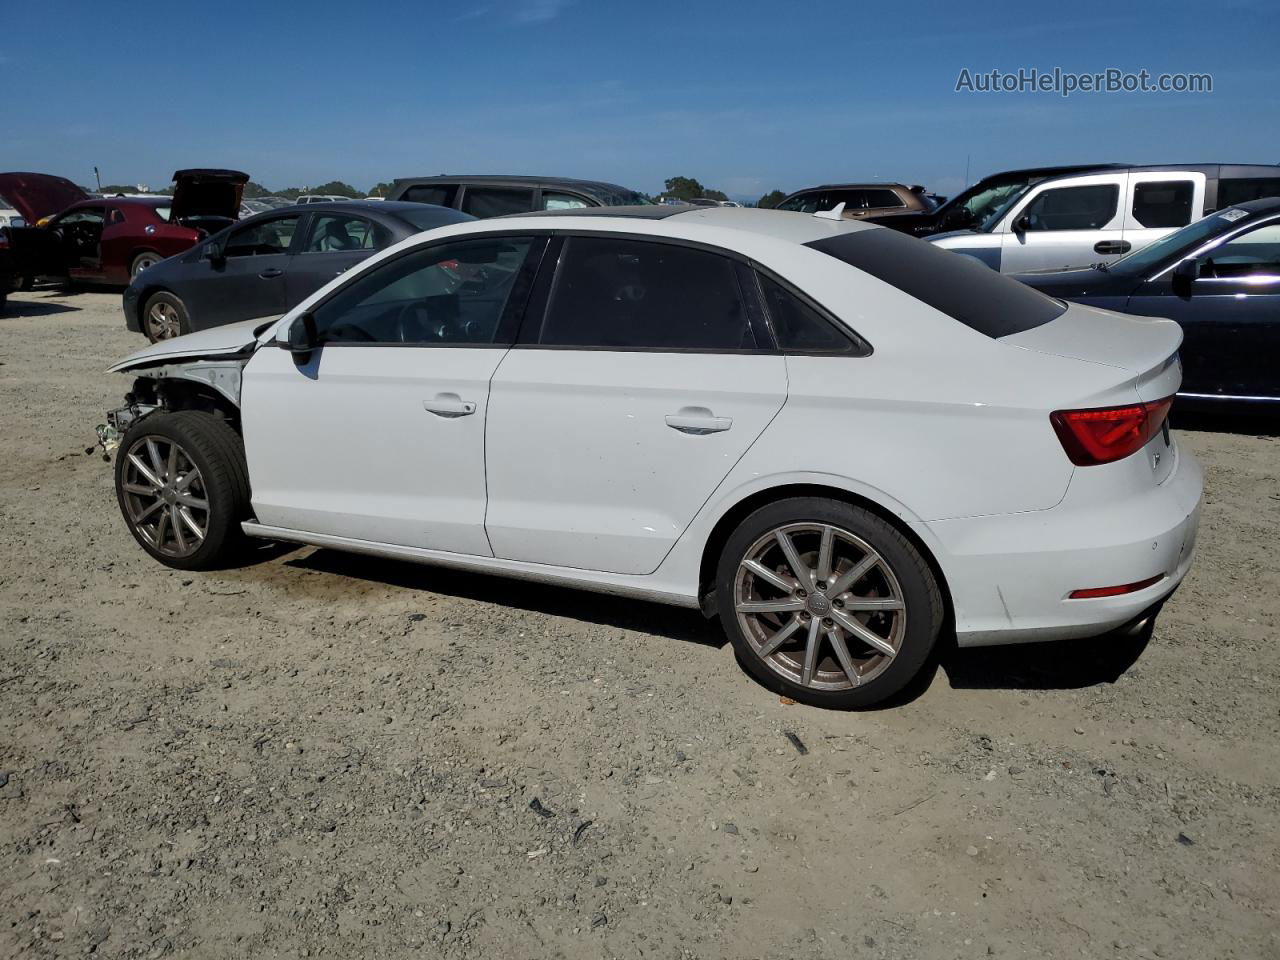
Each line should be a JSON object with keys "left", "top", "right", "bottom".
{"left": 922, "top": 445, "right": 1203, "bottom": 647}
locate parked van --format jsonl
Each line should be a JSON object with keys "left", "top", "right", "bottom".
{"left": 920, "top": 164, "right": 1280, "bottom": 272}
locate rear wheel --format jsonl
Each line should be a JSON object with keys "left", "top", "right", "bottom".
{"left": 142, "top": 291, "right": 189, "bottom": 342}
{"left": 130, "top": 251, "right": 163, "bottom": 280}
{"left": 114, "top": 411, "right": 250, "bottom": 570}
{"left": 716, "top": 498, "right": 943, "bottom": 709}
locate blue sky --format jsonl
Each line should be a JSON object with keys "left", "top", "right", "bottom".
{"left": 4, "top": 0, "right": 1276, "bottom": 201}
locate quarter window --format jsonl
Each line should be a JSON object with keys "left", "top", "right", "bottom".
{"left": 542, "top": 192, "right": 590, "bottom": 211}
{"left": 1217, "top": 178, "right": 1280, "bottom": 207}
{"left": 537, "top": 237, "right": 756, "bottom": 351}
{"left": 225, "top": 216, "right": 300, "bottom": 257}
{"left": 759, "top": 274, "right": 861, "bottom": 353}
{"left": 1019, "top": 184, "right": 1119, "bottom": 231}
{"left": 310, "top": 237, "right": 535, "bottom": 345}
{"left": 305, "top": 214, "right": 378, "bottom": 252}
{"left": 461, "top": 187, "right": 536, "bottom": 218}
{"left": 1131, "top": 181, "right": 1194, "bottom": 228}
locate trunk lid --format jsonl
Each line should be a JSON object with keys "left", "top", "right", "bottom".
{"left": 1002, "top": 301, "right": 1183, "bottom": 402}
{"left": 0, "top": 172, "right": 89, "bottom": 223}
{"left": 170, "top": 169, "right": 250, "bottom": 226}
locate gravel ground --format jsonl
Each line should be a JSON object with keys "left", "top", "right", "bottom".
{"left": 2, "top": 288, "right": 1278, "bottom": 960}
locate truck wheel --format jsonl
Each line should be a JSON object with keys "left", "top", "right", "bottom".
{"left": 142, "top": 291, "right": 190, "bottom": 342}
{"left": 114, "top": 411, "right": 251, "bottom": 570}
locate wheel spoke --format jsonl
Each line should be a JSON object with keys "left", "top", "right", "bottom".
{"left": 166, "top": 444, "right": 178, "bottom": 484}
{"left": 170, "top": 506, "right": 188, "bottom": 552}
{"left": 177, "top": 493, "right": 208, "bottom": 510}
{"left": 736, "top": 598, "right": 805, "bottom": 615}
{"left": 128, "top": 454, "right": 163, "bottom": 489}
{"left": 146, "top": 439, "right": 166, "bottom": 478}
{"left": 135, "top": 498, "right": 165, "bottom": 523}
{"left": 741, "top": 558, "right": 794, "bottom": 593}
{"left": 178, "top": 507, "right": 205, "bottom": 540}
{"left": 828, "top": 552, "right": 878, "bottom": 598}
{"left": 775, "top": 530, "right": 812, "bottom": 588}
{"left": 832, "top": 609, "right": 896, "bottom": 658}
{"left": 123, "top": 482, "right": 157, "bottom": 496}
{"left": 758, "top": 617, "right": 801, "bottom": 657}
{"left": 828, "top": 629, "right": 861, "bottom": 687}
{"left": 800, "top": 617, "right": 822, "bottom": 686}
{"left": 842, "top": 597, "right": 904, "bottom": 612}
{"left": 154, "top": 508, "right": 171, "bottom": 549}
{"left": 816, "top": 525, "right": 834, "bottom": 582}
{"left": 175, "top": 470, "right": 198, "bottom": 492}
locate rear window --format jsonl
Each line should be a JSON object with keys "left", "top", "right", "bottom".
{"left": 805, "top": 229, "right": 1066, "bottom": 338}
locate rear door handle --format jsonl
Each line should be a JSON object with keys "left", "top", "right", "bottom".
{"left": 665, "top": 408, "right": 732, "bottom": 435}
{"left": 423, "top": 393, "right": 476, "bottom": 418}
{"left": 1093, "top": 240, "right": 1131, "bottom": 255}
{"left": 259, "top": 267, "right": 284, "bottom": 279}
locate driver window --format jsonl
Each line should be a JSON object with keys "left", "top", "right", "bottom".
{"left": 1203, "top": 223, "right": 1280, "bottom": 278}
{"left": 311, "top": 236, "right": 535, "bottom": 345}
{"left": 225, "top": 215, "right": 301, "bottom": 257}
{"left": 1019, "top": 184, "right": 1119, "bottom": 232}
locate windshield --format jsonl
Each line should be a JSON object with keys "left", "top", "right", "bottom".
{"left": 1107, "top": 210, "right": 1245, "bottom": 276}
{"left": 975, "top": 183, "right": 1036, "bottom": 231}
{"left": 934, "top": 177, "right": 1036, "bottom": 232}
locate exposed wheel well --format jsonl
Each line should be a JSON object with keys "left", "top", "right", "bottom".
{"left": 128, "top": 376, "right": 241, "bottom": 432}
{"left": 696, "top": 483, "right": 954, "bottom": 626}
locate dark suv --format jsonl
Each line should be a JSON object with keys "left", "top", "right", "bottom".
{"left": 386, "top": 175, "right": 652, "bottom": 217}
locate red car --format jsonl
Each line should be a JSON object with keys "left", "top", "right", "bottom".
{"left": 0, "top": 169, "right": 248, "bottom": 287}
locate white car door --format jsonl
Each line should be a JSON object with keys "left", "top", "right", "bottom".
{"left": 1121, "top": 171, "right": 1207, "bottom": 257}
{"left": 998, "top": 172, "right": 1129, "bottom": 272}
{"left": 241, "top": 234, "right": 544, "bottom": 555}
{"left": 483, "top": 235, "right": 787, "bottom": 576}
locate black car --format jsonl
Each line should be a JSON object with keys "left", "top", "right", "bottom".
{"left": 123, "top": 200, "right": 472, "bottom": 341}
{"left": 1015, "top": 197, "right": 1280, "bottom": 404}
{"left": 386, "top": 175, "right": 652, "bottom": 216}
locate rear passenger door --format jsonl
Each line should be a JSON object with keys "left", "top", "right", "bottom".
{"left": 459, "top": 185, "right": 537, "bottom": 218}
{"left": 285, "top": 213, "right": 382, "bottom": 306}
{"left": 1122, "top": 172, "right": 1205, "bottom": 258}
{"left": 483, "top": 235, "right": 787, "bottom": 575}
{"left": 998, "top": 173, "right": 1128, "bottom": 272}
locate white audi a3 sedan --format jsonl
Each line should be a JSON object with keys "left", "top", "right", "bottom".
{"left": 100, "top": 205, "right": 1202, "bottom": 708}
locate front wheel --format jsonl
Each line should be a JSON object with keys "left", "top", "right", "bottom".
{"left": 716, "top": 498, "right": 943, "bottom": 709}
{"left": 114, "top": 411, "right": 251, "bottom": 570}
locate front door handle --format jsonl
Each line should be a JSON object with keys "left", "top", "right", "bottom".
{"left": 259, "top": 267, "right": 284, "bottom": 279}
{"left": 1094, "top": 240, "right": 1132, "bottom": 255}
{"left": 423, "top": 393, "right": 476, "bottom": 418}
{"left": 666, "top": 408, "right": 732, "bottom": 435}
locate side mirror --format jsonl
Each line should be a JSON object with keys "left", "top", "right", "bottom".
{"left": 280, "top": 312, "right": 318, "bottom": 363}
{"left": 1171, "top": 258, "right": 1198, "bottom": 299}
{"left": 1013, "top": 214, "right": 1032, "bottom": 234}
{"left": 205, "top": 241, "right": 225, "bottom": 264}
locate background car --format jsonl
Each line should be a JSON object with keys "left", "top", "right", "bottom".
{"left": 0, "top": 169, "right": 248, "bottom": 286}
{"left": 921, "top": 163, "right": 1280, "bottom": 272}
{"left": 102, "top": 206, "right": 1199, "bottom": 709}
{"left": 775, "top": 183, "right": 935, "bottom": 219}
{"left": 0, "top": 206, "right": 25, "bottom": 228}
{"left": 123, "top": 199, "right": 473, "bottom": 340}
{"left": 1015, "top": 197, "right": 1280, "bottom": 404}
{"left": 295, "top": 194, "right": 353, "bottom": 204}
{"left": 386, "top": 175, "right": 652, "bottom": 215}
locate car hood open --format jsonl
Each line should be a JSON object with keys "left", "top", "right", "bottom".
{"left": 170, "top": 169, "right": 250, "bottom": 223}
{"left": 108, "top": 316, "right": 276, "bottom": 372}
{"left": 0, "top": 172, "right": 89, "bottom": 223}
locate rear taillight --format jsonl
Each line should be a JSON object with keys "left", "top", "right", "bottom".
{"left": 1050, "top": 396, "right": 1173, "bottom": 466}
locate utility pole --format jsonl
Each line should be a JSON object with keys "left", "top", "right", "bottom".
{"left": 93, "top": 166, "right": 102, "bottom": 192}
{"left": 964, "top": 154, "right": 971, "bottom": 187}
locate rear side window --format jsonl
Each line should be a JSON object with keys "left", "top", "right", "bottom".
{"left": 1132, "top": 181, "right": 1194, "bottom": 228}
{"left": 461, "top": 187, "right": 535, "bottom": 218}
{"left": 1020, "top": 184, "right": 1119, "bottom": 231}
{"left": 402, "top": 184, "right": 459, "bottom": 207}
{"left": 1218, "top": 178, "right": 1280, "bottom": 207}
{"left": 758, "top": 275, "right": 862, "bottom": 354}
{"left": 537, "top": 236, "right": 756, "bottom": 350}
{"left": 862, "top": 189, "right": 906, "bottom": 209}
{"left": 806, "top": 229, "right": 1066, "bottom": 338}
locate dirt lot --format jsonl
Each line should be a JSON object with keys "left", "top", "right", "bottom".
{"left": 1, "top": 287, "right": 1278, "bottom": 960}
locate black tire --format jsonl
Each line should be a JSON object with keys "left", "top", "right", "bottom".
{"left": 18, "top": 275, "right": 34, "bottom": 291}
{"left": 130, "top": 250, "right": 163, "bottom": 280}
{"left": 141, "top": 290, "right": 190, "bottom": 342}
{"left": 715, "top": 497, "right": 943, "bottom": 709}
{"left": 114, "top": 411, "right": 251, "bottom": 570}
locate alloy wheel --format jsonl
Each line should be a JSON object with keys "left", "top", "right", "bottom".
{"left": 734, "top": 522, "right": 906, "bottom": 691}
{"left": 120, "top": 435, "right": 210, "bottom": 559}
{"left": 146, "top": 301, "right": 181, "bottom": 340}
{"left": 132, "top": 255, "right": 160, "bottom": 278}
